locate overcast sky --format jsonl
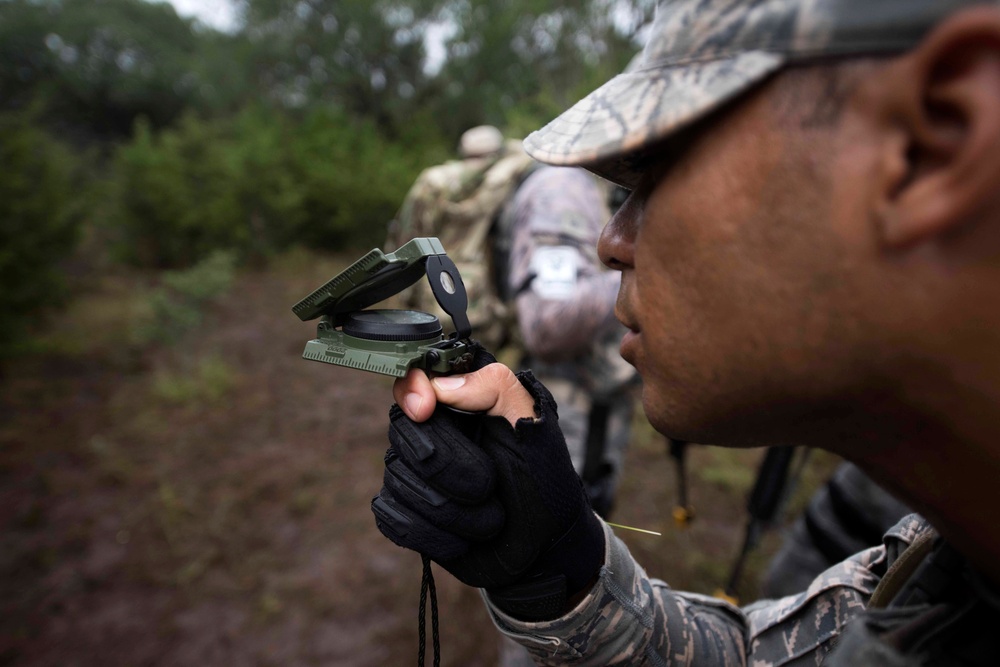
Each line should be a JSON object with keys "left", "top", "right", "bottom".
{"left": 155, "top": 1, "right": 640, "bottom": 74}
{"left": 156, "top": 0, "right": 454, "bottom": 72}
{"left": 159, "top": 0, "right": 239, "bottom": 32}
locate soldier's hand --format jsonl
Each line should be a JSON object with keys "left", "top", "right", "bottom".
{"left": 373, "top": 361, "right": 605, "bottom": 621}
{"left": 392, "top": 342, "right": 535, "bottom": 426}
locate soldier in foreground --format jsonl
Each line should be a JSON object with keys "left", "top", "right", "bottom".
{"left": 372, "top": 0, "right": 1000, "bottom": 664}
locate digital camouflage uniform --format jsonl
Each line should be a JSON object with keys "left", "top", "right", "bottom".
{"left": 762, "top": 462, "right": 912, "bottom": 599}
{"left": 490, "top": 0, "right": 1000, "bottom": 665}
{"left": 488, "top": 514, "right": 1000, "bottom": 666}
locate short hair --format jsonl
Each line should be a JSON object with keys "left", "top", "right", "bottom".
{"left": 771, "top": 59, "right": 882, "bottom": 129}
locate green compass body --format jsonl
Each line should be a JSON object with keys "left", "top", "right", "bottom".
{"left": 292, "top": 238, "right": 475, "bottom": 377}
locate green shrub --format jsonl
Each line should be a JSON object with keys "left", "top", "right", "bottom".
{"left": 0, "top": 113, "right": 81, "bottom": 355}
{"left": 108, "top": 107, "right": 445, "bottom": 267}
{"left": 151, "top": 354, "right": 237, "bottom": 405}
{"left": 109, "top": 114, "right": 245, "bottom": 267}
{"left": 135, "top": 250, "right": 237, "bottom": 344}
{"left": 279, "top": 107, "right": 441, "bottom": 251}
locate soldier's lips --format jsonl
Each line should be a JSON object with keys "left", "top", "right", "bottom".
{"left": 620, "top": 330, "right": 639, "bottom": 367}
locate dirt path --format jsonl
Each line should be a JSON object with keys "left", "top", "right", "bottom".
{"left": 0, "top": 258, "right": 833, "bottom": 666}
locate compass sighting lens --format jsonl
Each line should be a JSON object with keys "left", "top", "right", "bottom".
{"left": 342, "top": 309, "right": 443, "bottom": 342}
{"left": 439, "top": 271, "right": 456, "bottom": 295}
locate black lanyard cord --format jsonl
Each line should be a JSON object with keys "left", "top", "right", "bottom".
{"left": 418, "top": 554, "right": 441, "bottom": 667}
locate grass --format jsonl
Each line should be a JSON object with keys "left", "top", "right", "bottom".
{"left": 697, "top": 446, "right": 759, "bottom": 494}
{"left": 26, "top": 273, "right": 154, "bottom": 360}
{"left": 150, "top": 354, "right": 239, "bottom": 406}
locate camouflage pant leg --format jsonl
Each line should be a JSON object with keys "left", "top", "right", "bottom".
{"left": 601, "top": 390, "right": 634, "bottom": 497}
{"left": 541, "top": 376, "right": 634, "bottom": 504}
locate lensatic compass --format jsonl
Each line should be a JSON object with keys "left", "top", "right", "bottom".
{"left": 292, "top": 237, "right": 475, "bottom": 377}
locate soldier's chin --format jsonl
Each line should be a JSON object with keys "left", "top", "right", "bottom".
{"left": 640, "top": 391, "right": 681, "bottom": 441}
{"left": 639, "top": 388, "right": 725, "bottom": 446}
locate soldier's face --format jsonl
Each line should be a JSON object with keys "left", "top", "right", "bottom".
{"left": 599, "top": 77, "right": 879, "bottom": 446}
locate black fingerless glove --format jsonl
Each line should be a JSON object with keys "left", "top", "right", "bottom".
{"left": 372, "top": 370, "right": 605, "bottom": 621}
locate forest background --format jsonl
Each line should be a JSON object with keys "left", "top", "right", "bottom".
{"left": 2, "top": 0, "right": 652, "bottom": 352}
{"left": 1, "top": 2, "right": 839, "bottom": 665}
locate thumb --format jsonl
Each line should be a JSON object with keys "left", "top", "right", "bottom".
{"left": 431, "top": 363, "right": 537, "bottom": 427}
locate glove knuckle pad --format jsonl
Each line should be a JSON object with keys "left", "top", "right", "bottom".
{"left": 390, "top": 411, "right": 496, "bottom": 503}
{"left": 372, "top": 490, "right": 469, "bottom": 562}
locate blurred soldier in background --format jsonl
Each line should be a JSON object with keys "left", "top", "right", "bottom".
{"left": 388, "top": 126, "right": 637, "bottom": 519}
{"left": 494, "top": 164, "right": 637, "bottom": 521}
{"left": 386, "top": 125, "right": 530, "bottom": 351}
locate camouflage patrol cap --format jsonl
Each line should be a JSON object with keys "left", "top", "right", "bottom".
{"left": 459, "top": 125, "right": 504, "bottom": 158}
{"left": 524, "top": 0, "right": 996, "bottom": 189}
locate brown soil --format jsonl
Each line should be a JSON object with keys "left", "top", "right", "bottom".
{"left": 0, "top": 255, "right": 837, "bottom": 666}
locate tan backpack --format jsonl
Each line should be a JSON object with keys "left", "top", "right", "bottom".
{"left": 388, "top": 141, "right": 538, "bottom": 353}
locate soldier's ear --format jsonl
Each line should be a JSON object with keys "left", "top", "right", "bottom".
{"left": 874, "top": 6, "right": 1000, "bottom": 248}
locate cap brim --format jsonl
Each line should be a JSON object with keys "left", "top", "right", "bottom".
{"left": 524, "top": 51, "right": 786, "bottom": 189}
